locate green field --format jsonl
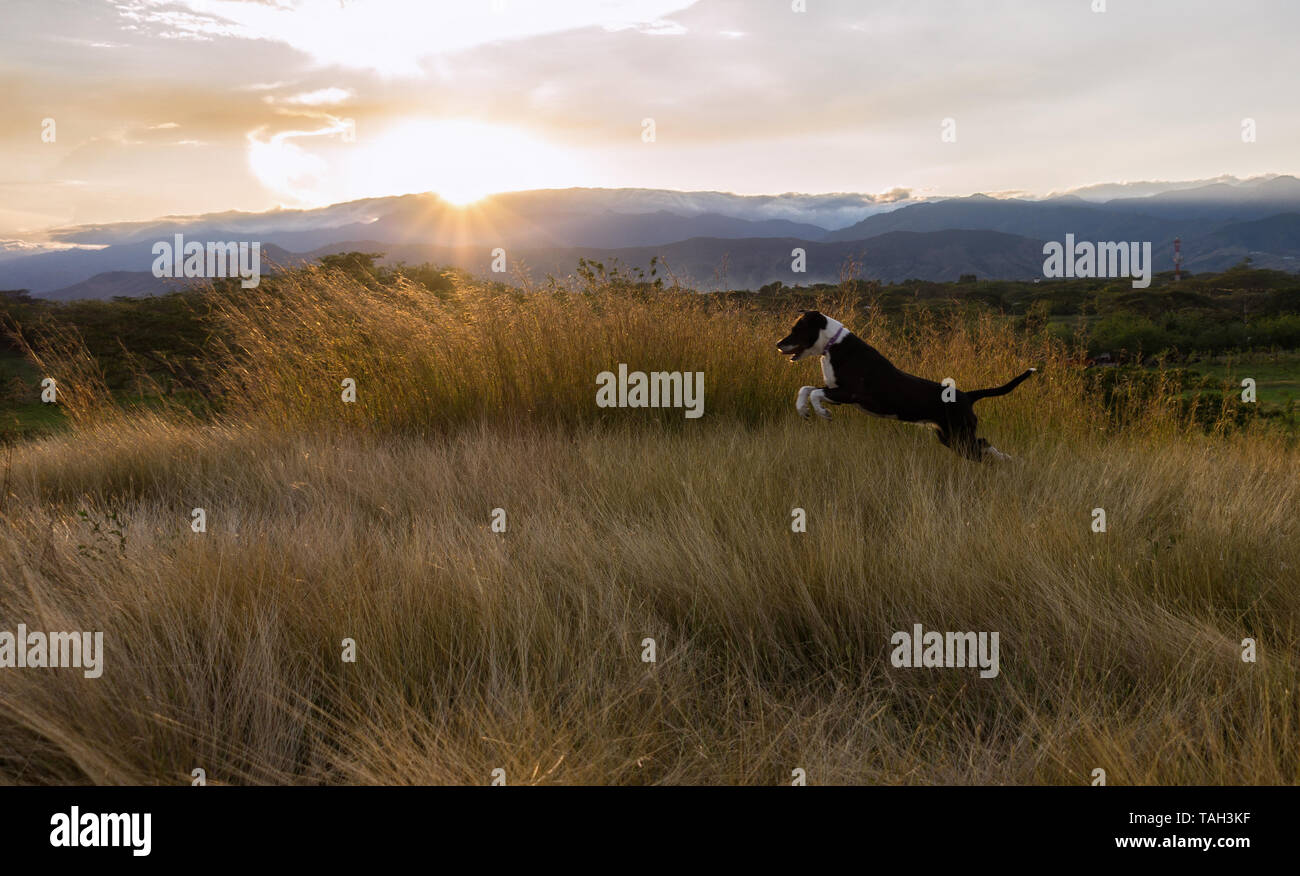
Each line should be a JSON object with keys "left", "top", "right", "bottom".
{"left": 1184, "top": 351, "right": 1300, "bottom": 410}
{"left": 0, "top": 351, "right": 67, "bottom": 437}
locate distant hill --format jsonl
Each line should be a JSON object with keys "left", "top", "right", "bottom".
{"left": 1101, "top": 175, "right": 1300, "bottom": 224}
{"left": 286, "top": 229, "right": 1047, "bottom": 289}
{"left": 42, "top": 271, "right": 200, "bottom": 302}
{"left": 5, "top": 177, "right": 1300, "bottom": 296}
{"left": 824, "top": 193, "right": 1175, "bottom": 243}
{"left": 558, "top": 229, "right": 1048, "bottom": 288}
{"left": 1180, "top": 212, "right": 1300, "bottom": 273}
{"left": 40, "top": 189, "right": 878, "bottom": 250}
{"left": 823, "top": 177, "right": 1300, "bottom": 274}
{"left": 0, "top": 240, "right": 305, "bottom": 296}
{"left": 26, "top": 230, "right": 1045, "bottom": 300}
{"left": 1200, "top": 212, "right": 1300, "bottom": 254}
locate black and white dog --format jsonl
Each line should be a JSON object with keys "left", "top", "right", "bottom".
{"left": 776, "top": 310, "right": 1035, "bottom": 462}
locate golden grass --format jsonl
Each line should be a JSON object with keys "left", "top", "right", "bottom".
{"left": 207, "top": 267, "right": 1106, "bottom": 435}
{"left": 1, "top": 270, "right": 1296, "bottom": 784}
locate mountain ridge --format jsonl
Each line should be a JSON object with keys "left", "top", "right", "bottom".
{"left": 6, "top": 176, "right": 1300, "bottom": 298}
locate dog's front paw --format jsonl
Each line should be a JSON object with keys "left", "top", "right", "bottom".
{"left": 815, "top": 406, "right": 832, "bottom": 421}
{"left": 795, "top": 386, "right": 813, "bottom": 419}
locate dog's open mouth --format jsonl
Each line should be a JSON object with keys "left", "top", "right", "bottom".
{"left": 777, "top": 344, "right": 804, "bottom": 362}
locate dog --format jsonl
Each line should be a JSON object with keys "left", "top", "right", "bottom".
{"left": 775, "top": 310, "right": 1035, "bottom": 461}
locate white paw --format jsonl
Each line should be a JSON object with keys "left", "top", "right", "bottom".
{"left": 795, "top": 386, "right": 813, "bottom": 418}
{"left": 808, "top": 388, "right": 832, "bottom": 420}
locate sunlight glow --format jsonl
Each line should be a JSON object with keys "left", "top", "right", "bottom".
{"left": 356, "top": 120, "right": 583, "bottom": 206}
{"left": 246, "top": 118, "right": 586, "bottom": 207}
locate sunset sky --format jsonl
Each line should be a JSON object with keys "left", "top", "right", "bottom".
{"left": 4, "top": 0, "right": 1298, "bottom": 238}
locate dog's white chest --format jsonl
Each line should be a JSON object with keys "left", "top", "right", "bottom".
{"left": 820, "top": 353, "right": 837, "bottom": 388}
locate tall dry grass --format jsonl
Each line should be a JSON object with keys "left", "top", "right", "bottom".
{"left": 0, "top": 269, "right": 1296, "bottom": 784}
{"left": 208, "top": 267, "right": 1117, "bottom": 438}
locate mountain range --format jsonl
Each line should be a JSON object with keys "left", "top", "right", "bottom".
{"left": 4, "top": 176, "right": 1299, "bottom": 299}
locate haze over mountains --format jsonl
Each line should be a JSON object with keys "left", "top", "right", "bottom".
{"left": 4, "top": 176, "right": 1299, "bottom": 300}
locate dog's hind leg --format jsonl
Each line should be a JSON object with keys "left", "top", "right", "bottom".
{"left": 935, "top": 428, "right": 959, "bottom": 457}
{"left": 979, "top": 438, "right": 1013, "bottom": 462}
{"left": 938, "top": 427, "right": 985, "bottom": 461}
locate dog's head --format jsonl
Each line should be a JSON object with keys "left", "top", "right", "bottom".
{"left": 776, "top": 310, "right": 829, "bottom": 362}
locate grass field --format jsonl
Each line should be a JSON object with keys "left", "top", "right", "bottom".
{"left": 1, "top": 269, "right": 1297, "bottom": 785}
{"left": 0, "top": 351, "right": 67, "bottom": 437}
{"left": 1186, "top": 351, "right": 1300, "bottom": 410}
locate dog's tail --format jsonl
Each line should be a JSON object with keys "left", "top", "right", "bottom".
{"left": 967, "top": 368, "right": 1037, "bottom": 403}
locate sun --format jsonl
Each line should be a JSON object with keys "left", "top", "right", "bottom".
{"left": 361, "top": 119, "right": 577, "bottom": 206}
{"left": 435, "top": 181, "right": 493, "bottom": 207}
{"left": 246, "top": 117, "right": 584, "bottom": 208}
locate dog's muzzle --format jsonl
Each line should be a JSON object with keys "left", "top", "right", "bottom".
{"left": 776, "top": 341, "right": 805, "bottom": 362}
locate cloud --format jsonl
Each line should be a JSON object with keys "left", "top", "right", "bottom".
{"left": 0, "top": 239, "right": 106, "bottom": 260}
{"left": 245, "top": 122, "right": 349, "bottom": 203}
{"left": 272, "top": 87, "right": 354, "bottom": 106}
{"left": 110, "top": 0, "right": 700, "bottom": 75}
